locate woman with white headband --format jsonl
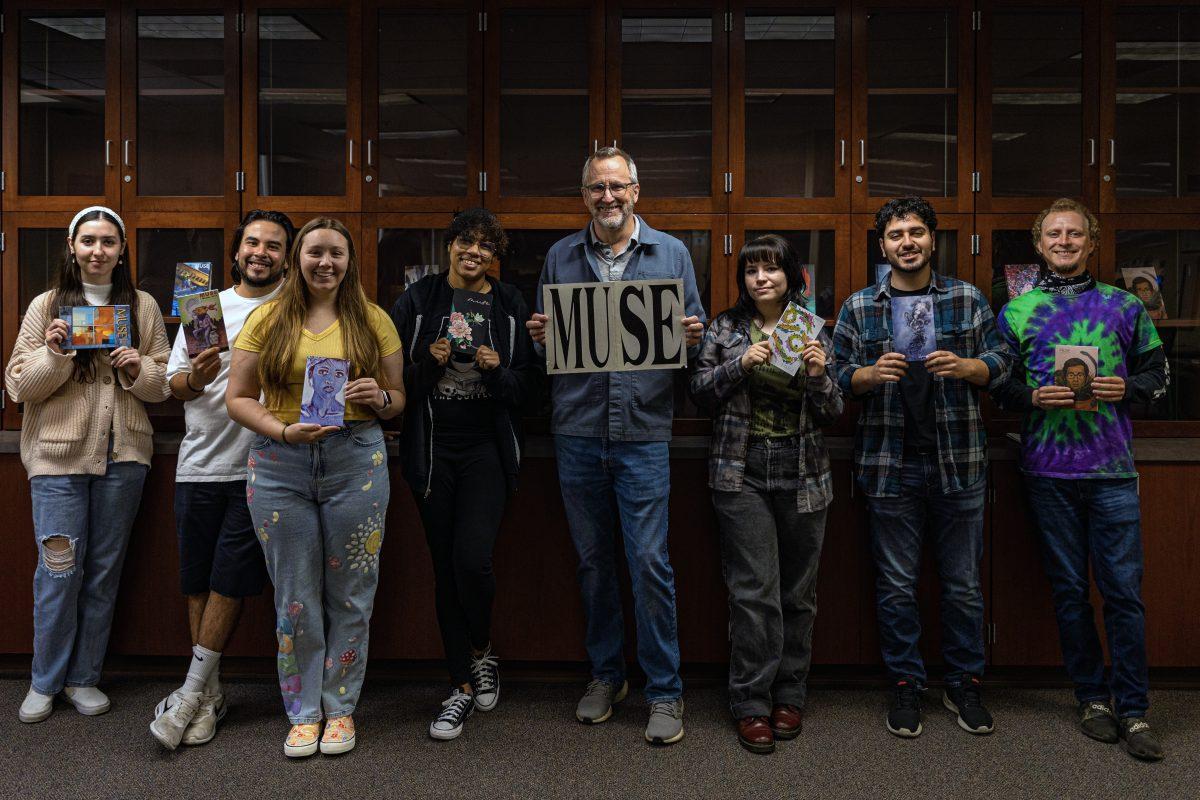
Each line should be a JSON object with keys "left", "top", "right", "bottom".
{"left": 7, "top": 206, "right": 170, "bottom": 724}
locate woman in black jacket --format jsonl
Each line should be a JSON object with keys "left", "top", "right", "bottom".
{"left": 390, "top": 208, "right": 541, "bottom": 741}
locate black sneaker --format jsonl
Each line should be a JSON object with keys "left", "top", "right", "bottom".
{"left": 429, "top": 688, "right": 474, "bottom": 741}
{"left": 1078, "top": 700, "right": 1119, "bottom": 744}
{"left": 943, "top": 675, "right": 994, "bottom": 735}
{"left": 1119, "top": 717, "right": 1165, "bottom": 762}
{"left": 886, "top": 678, "right": 923, "bottom": 738}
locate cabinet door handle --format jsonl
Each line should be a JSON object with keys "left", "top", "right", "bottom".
{"left": 105, "top": 139, "right": 112, "bottom": 167}
{"left": 859, "top": 139, "right": 865, "bottom": 167}
{"left": 1109, "top": 138, "right": 1115, "bottom": 166}
{"left": 1088, "top": 138, "right": 1096, "bottom": 166}
{"left": 840, "top": 139, "right": 846, "bottom": 167}
{"left": 348, "top": 138, "right": 355, "bottom": 167}
{"left": 123, "top": 139, "right": 132, "bottom": 168}
{"left": 366, "top": 139, "right": 374, "bottom": 167}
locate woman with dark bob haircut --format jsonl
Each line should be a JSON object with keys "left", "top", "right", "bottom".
{"left": 390, "top": 207, "right": 543, "bottom": 740}
{"left": 689, "top": 233, "right": 842, "bottom": 754}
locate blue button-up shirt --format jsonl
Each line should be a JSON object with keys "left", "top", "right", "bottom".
{"left": 536, "top": 217, "right": 706, "bottom": 441}
{"left": 831, "top": 271, "right": 1012, "bottom": 497}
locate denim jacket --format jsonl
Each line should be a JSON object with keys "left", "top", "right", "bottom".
{"left": 535, "top": 217, "right": 706, "bottom": 441}
{"left": 689, "top": 312, "right": 843, "bottom": 513}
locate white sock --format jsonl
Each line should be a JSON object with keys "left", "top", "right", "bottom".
{"left": 205, "top": 669, "right": 222, "bottom": 696}
{"left": 182, "top": 645, "right": 221, "bottom": 694}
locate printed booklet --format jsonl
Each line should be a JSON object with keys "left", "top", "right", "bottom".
{"left": 300, "top": 356, "right": 349, "bottom": 427}
{"left": 171, "top": 262, "right": 213, "bottom": 316}
{"left": 59, "top": 305, "right": 132, "bottom": 349}
{"left": 891, "top": 295, "right": 936, "bottom": 361}
{"left": 1053, "top": 344, "right": 1100, "bottom": 412}
{"left": 178, "top": 290, "right": 229, "bottom": 357}
{"left": 769, "top": 301, "right": 825, "bottom": 377}
{"left": 448, "top": 289, "right": 493, "bottom": 357}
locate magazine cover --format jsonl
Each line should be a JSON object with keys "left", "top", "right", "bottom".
{"left": 59, "top": 305, "right": 132, "bottom": 350}
{"left": 1121, "top": 267, "right": 1168, "bottom": 321}
{"left": 891, "top": 295, "right": 935, "bottom": 361}
{"left": 171, "top": 262, "right": 213, "bottom": 316}
{"left": 178, "top": 290, "right": 229, "bottom": 357}
{"left": 299, "top": 356, "right": 349, "bottom": 427}
{"left": 769, "top": 301, "right": 825, "bottom": 376}
{"left": 447, "top": 288, "right": 493, "bottom": 357}
{"left": 1053, "top": 345, "right": 1100, "bottom": 412}
{"left": 1004, "top": 264, "right": 1041, "bottom": 299}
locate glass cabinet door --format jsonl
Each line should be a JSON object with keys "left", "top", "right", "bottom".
{"left": 729, "top": 215, "right": 846, "bottom": 321}
{"left": 3, "top": 6, "right": 119, "bottom": 210}
{"left": 976, "top": 2, "right": 1096, "bottom": 212}
{"left": 731, "top": 3, "right": 850, "bottom": 213}
{"left": 486, "top": 1, "right": 603, "bottom": 212}
{"left": 852, "top": 1, "right": 973, "bottom": 213}
{"left": 610, "top": 2, "right": 727, "bottom": 212}
{"left": 122, "top": 5, "right": 239, "bottom": 212}
{"left": 365, "top": 1, "right": 480, "bottom": 211}
{"left": 243, "top": 2, "right": 361, "bottom": 211}
{"left": 1103, "top": 4, "right": 1200, "bottom": 212}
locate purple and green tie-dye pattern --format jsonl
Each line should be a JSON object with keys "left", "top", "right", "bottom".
{"left": 998, "top": 283, "right": 1161, "bottom": 479}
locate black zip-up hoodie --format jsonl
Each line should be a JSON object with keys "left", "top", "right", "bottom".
{"left": 390, "top": 273, "right": 543, "bottom": 496}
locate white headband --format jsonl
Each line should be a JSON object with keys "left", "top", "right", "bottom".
{"left": 69, "top": 206, "right": 126, "bottom": 239}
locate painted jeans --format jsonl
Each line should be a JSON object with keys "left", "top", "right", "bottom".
{"left": 29, "top": 462, "right": 149, "bottom": 694}
{"left": 247, "top": 422, "right": 390, "bottom": 724}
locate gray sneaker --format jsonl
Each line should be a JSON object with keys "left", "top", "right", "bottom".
{"left": 181, "top": 692, "right": 227, "bottom": 746}
{"left": 150, "top": 690, "right": 203, "bottom": 751}
{"left": 575, "top": 678, "right": 629, "bottom": 724}
{"left": 645, "top": 699, "right": 684, "bottom": 745}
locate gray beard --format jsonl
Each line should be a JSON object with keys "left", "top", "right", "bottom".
{"left": 593, "top": 207, "right": 631, "bottom": 231}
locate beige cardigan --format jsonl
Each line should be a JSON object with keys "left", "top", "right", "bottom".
{"left": 5, "top": 290, "right": 170, "bottom": 477}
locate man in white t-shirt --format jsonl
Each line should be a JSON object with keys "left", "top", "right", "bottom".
{"left": 150, "top": 210, "right": 295, "bottom": 750}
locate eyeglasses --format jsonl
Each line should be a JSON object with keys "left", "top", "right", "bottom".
{"left": 454, "top": 235, "right": 497, "bottom": 258}
{"left": 584, "top": 181, "right": 636, "bottom": 198}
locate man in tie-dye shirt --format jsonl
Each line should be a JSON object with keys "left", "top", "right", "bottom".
{"left": 995, "top": 199, "right": 1169, "bottom": 762}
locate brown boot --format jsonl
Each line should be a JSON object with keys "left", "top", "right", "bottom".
{"left": 737, "top": 716, "right": 774, "bottom": 754}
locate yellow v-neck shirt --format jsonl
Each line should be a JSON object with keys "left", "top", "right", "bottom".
{"left": 236, "top": 300, "right": 402, "bottom": 424}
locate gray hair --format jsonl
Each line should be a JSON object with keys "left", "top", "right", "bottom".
{"left": 581, "top": 146, "right": 639, "bottom": 188}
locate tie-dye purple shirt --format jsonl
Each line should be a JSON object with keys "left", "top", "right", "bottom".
{"left": 997, "top": 282, "right": 1161, "bottom": 479}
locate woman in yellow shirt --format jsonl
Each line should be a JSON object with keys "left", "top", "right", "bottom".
{"left": 227, "top": 217, "right": 404, "bottom": 758}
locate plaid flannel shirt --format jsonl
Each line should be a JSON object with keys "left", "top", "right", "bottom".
{"left": 831, "top": 272, "right": 1012, "bottom": 498}
{"left": 689, "top": 312, "right": 844, "bottom": 513}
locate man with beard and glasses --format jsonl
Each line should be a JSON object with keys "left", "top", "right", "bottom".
{"left": 151, "top": 210, "right": 295, "bottom": 750}
{"left": 994, "top": 199, "right": 1168, "bottom": 762}
{"left": 831, "top": 196, "right": 1010, "bottom": 740}
{"left": 526, "top": 147, "right": 705, "bottom": 746}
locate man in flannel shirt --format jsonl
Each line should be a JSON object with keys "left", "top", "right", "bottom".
{"left": 831, "top": 196, "right": 1011, "bottom": 740}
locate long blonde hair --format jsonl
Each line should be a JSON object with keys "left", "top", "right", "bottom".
{"left": 256, "top": 218, "right": 383, "bottom": 407}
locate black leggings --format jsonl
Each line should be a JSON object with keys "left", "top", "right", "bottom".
{"left": 416, "top": 436, "right": 508, "bottom": 686}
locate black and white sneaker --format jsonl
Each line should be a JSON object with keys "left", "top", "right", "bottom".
{"left": 429, "top": 688, "right": 475, "bottom": 741}
{"left": 886, "top": 678, "right": 924, "bottom": 738}
{"left": 470, "top": 645, "right": 500, "bottom": 712}
{"left": 943, "top": 674, "right": 994, "bottom": 735}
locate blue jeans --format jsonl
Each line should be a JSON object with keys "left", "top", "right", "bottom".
{"left": 1025, "top": 476, "right": 1149, "bottom": 717}
{"left": 554, "top": 434, "right": 682, "bottom": 701}
{"left": 29, "top": 462, "right": 149, "bottom": 694}
{"left": 247, "top": 423, "right": 390, "bottom": 724}
{"left": 865, "top": 453, "right": 986, "bottom": 686}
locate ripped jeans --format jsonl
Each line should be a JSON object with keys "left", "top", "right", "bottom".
{"left": 29, "top": 462, "right": 149, "bottom": 695}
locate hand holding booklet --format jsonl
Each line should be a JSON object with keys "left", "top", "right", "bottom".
{"left": 768, "top": 302, "right": 825, "bottom": 376}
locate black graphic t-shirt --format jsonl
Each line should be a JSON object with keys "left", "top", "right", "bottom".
{"left": 891, "top": 285, "right": 936, "bottom": 449}
{"left": 431, "top": 318, "right": 497, "bottom": 444}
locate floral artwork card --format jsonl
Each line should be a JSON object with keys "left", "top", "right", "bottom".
{"left": 1053, "top": 345, "right": 1100, "bottom": 412}
{"left": 178, "top": 289, "right": 229, "bottom": 357}
{"left": 891, "top": 295, "right": 936, "bottom": 362}
{"left": 1004, "top": 264, "right": 1041, "bottom": 299}
{"left": 300, "top": 356, "right": 348, "bottom": 427}
{"left": 769, "top": 302, "right": 825, "bottom": 376}
{"left": 448, "top": 289, "right": 493, "bottom": 356}
{"left": 58, "top": 304, "right": 131, "bottom": 349}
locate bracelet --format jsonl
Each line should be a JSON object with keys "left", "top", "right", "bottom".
{"left": 185, "top": 373, "right": 201, "bottom": 392}
{"left": 280, "top": 423, "right": 289, "bottom": 445}
{"left": 378, "top": 389, "right": 391, "bottom": 411}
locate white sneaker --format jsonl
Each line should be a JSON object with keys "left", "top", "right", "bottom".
{"left": 62, "top": 686, "right": 110, "bottom": 716}
{"left": 469, "top": 646, "right": 500, "bottom": 712}
{"left": 18, "top": 687, "right": 54, "bottom": 723}
{"left": 181, "top": 692, "right": 227, "bottom": 746}
{"left": 150, "top": 690, "right": 203, "bottom": 750}
{"left": 429, "top": 688, "right": 474, "bottom": 740}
